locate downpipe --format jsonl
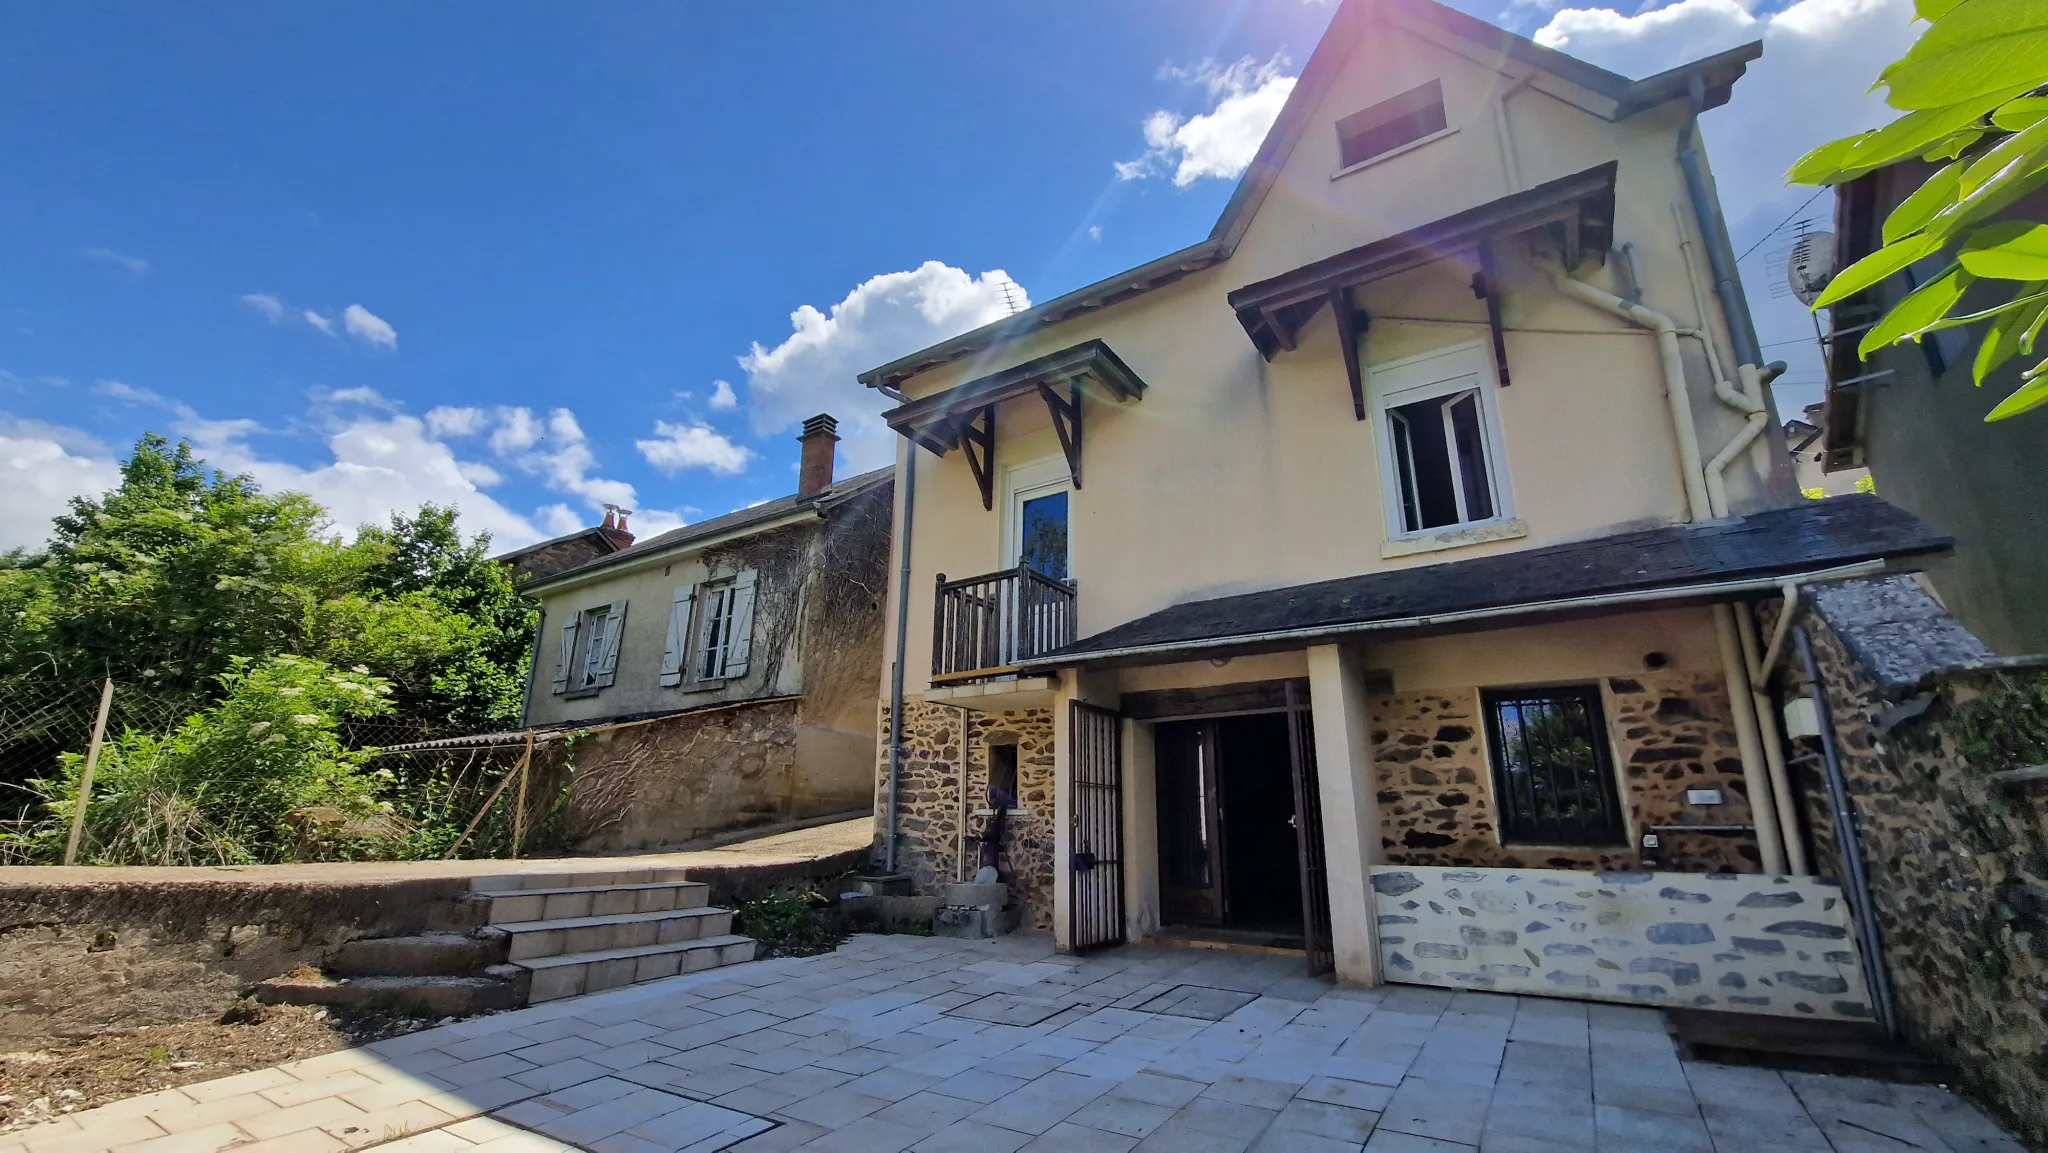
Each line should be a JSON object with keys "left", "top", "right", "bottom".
{"left": 882, "top": 390, "right": 917, "bottom": 875}
{"left": 1794, "top": 626, "right": 1901, "bottom": 1038}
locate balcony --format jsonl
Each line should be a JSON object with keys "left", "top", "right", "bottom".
{"left": 931, "top": 566, "right": 1077, "bottom": 686}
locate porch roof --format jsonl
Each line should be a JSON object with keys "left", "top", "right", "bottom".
{"left": 1226, "top": 161, "right": 1618, "bottom": 359}
{"left": 1018, "top": 496, "right": 1951, "bottom": 670}
{"left": 881, "top": 339, "right": 1148, "bottom": 456}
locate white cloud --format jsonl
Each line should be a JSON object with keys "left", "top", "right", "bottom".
{"left": 343, "top": 304, "right": 398, "bottom": 350}
{"left": 1088, "top": 225, "right": 1104, "bottom": 241}
{"left": 1117, "top": 56, "right": 1298, "bottom": 187}
{"left": 241, "top": 292, "right": 287, "bottom": 322}
{"left": 303, "top": 309, "right": 336, "bottom": 335}
{"left": 425, "top": 405, "right": 487, "bottom": 437}
{"left": 1533, "top": 0, "right": 1918, "bottom": 223}
{"left": 737, "top": 262, "right": 1026, "bottom": 471}
{"left": 708, "top": 379, "right": 739, "bottom": 411}
{"left": 0, "top": 418, "right": 123, "bottom": 551}
{"left": 84, "top": 248, "right": 150, "bottom": 277}
{"left": 488, "top": 406, "right": 543, "bottom": 455}
{"left": 636, "top": 420, "right": 755, "bottom": 476}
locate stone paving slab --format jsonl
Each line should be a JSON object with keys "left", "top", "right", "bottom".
{"left": 3, "top": 933, "right": 2027, "bottom": 1153}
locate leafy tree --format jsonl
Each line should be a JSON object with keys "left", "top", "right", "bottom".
{"left": 1790, "top": 0, "right": 2048, "bottom": 421}
{"left": 26, "top": 655, "right": 395, "bottom": 865}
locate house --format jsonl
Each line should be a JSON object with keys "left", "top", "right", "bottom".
{"left": 1817, "top": 161, "right": 2048, "bottom": 654}
{"left": 495, "top": 509, "right": 636, "bottom": 585}
{"left": 862, "top": 0, "right": 1955, "bottom": 1015}
{"left": 514, "top": 414, "right": 893, "bottom": 851}
{"left": 1785, "top": 404, "right": 1867, "bottom": 497}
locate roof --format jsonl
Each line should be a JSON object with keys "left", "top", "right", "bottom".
{"left": 857, "top": 0, "right": 1760, "bottom": 391}
{"left": 493, "top": 524, "right": 630, "bottom": 569}
{"left": 521, "top": 467, "right": 893, "bottom": 593}
{"left": 883, "top": 340, "right": 1149, "bottom": 455}
{"left": 1020, "top": 496, "right": 1950, "bottom": 669}
{"left": 1229, "top": 161, "right": 1617, "bottom": 358}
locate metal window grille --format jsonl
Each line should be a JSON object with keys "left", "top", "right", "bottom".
{"left": 1482, "top": 686, "right": 1627, "bottom": 847}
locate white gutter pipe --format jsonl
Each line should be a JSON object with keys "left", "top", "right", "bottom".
{"left": 1550, "top": 264, "right": 1791, "bottom": 875}
{"left": 1739, "top": 586, "right": 1811, "bottom": 875}
{"left": 1494, "top": 73, "right": 1535, "bottom": 194}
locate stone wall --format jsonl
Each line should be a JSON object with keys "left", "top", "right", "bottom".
{"left": 1371, "top": 865, "right": 1872, "bottom": 1020}
{"left": 1369, "top": 671, "right": 1758, "bottom": 873}
{"left": 565, "top": 697, "right": 865, "bottom": 853}
{"left": 873, "top": 700, "right": 1056, "bottom": 930}
{"left": 1780, "top": 577, "right": 2048, "bottom": 1145}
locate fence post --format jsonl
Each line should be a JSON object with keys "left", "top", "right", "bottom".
{"left": 510, "top": 729, "right": 534, "bottom": 859}
{"left": 62, "top": 679, "right": 116, "bottom": 867}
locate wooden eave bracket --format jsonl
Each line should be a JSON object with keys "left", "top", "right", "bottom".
{"left": 1038, "top": 378, "right": 1084, "bottom": 489}
{"left": 1471, "top": 244, "right": 1513, "bottom": 388}
{"left": 1330, "top": 287, "right": 1368, "bottom": 420}
{"left": 959, "top": 406, "right": 996, "bottom": 511}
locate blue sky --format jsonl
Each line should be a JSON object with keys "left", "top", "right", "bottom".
{"left": 0, "top": 0, "right": 1912, "bottom": 551}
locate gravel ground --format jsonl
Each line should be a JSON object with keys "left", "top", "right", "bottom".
{"left": 0, "top": 1001, "right": 455, "bottom": 1138}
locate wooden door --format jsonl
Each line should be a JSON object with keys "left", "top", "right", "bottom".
{"left": 1156, "top": 720, "right": 1225, "bottom": 925}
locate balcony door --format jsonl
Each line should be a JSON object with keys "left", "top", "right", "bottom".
{"left": 1003, "top": 458, "right": 1070, "bottom": 581}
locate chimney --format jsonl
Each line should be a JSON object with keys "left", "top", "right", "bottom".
{"left": 798, "top": 413, "right": 839, "bottom": 497}
{"left": 597, "top": 504, "right": 635, "bottom": 549}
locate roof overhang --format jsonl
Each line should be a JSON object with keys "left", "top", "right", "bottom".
{"left": 882, "top": 339, "right": 1148, "bottom": 456}
{"left": 1227, "top": 161, "right": 1619, "bottom": 359}
{"left": 521, "top": 506, "right": 823, "bottom": 597}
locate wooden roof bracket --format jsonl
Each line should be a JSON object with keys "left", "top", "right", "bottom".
{"left": 1038, "top": 378, "right": 1084, "bottom": 489}
{"left": 960, "top": 406, "right": 996, "bottom": 511}
{"left": 1472, "top": 243, "right": 1512, "bottom": 387}
{"left": 1330, "top": 287, "right": 1369, "bottom": 420}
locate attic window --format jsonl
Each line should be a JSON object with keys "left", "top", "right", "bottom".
{"left": 1337, "top": 80, "right": 1448, "bottom": 170}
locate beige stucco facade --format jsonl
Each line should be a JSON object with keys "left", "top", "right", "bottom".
{"left": 871, "top": 3, "right": 1817, "bottom": 985}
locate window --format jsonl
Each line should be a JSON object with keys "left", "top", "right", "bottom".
{"left": 552, "top": 600, "right": 626, "bottom": 696}
{"left": 1003, "top": 458, "right": 1072, "bottom": 580}
{"left": 1018, "top": 492, "right": 1069, "bottom": 581}
{"left": 1482, "top": 686, "right": 1627, "bottom": 847}
{"left": 987, "top": 743, "right": 1019, "bottom": 810}
{"left": 1336, "top": 80, "right": 1448, "bottom": 170}
{"left": 1369, "top": 342, "right": 1512, "bottom": 539}
{"left": 659, "top": 571, "right": 757, "bottom": 688}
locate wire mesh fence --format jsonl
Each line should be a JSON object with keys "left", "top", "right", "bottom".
{"left": 0, "top": 677, "right": 576, "bottom": 867}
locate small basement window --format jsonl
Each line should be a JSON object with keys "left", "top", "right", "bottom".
{"left": 988, "top": 744, "right": 1020, "bottom": 809}
{"left": 1482, "top": 686, "right": 1627, "bottom": 847}
{"left": 1336, "top": 80, "right": 1448, "bottom": 170}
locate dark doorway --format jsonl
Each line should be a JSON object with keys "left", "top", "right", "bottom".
{"left": 1155, "top": 712, "right": 1305, "bottom": 941}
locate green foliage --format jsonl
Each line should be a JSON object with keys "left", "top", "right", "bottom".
{"left": 28, "top": 656, "right": 395, "bottom": 865}
{"left": 732, "top": 892, "right": 848, "bottom": 958}
{"left": 1789, "top": 0, "right": 2048, "bottom": 421}
{"left": 1938, "top": 670, "right": 2048, "bottom": 776}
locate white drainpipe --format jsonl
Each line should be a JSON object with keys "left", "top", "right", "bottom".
{"left": 1549, "top": 265, "right": 1792, "bottom": 876}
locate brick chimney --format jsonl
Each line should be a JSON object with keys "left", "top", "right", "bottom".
{"left": 597, "top": 504, "right": 635, "bottom": 549}
{"left": 798, "top": 413, "right": 839, "bottom": 497}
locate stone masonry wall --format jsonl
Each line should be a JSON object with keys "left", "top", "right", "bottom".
{"left": 1779, "top": 578, "right": 2048, "bottom": 1146}
{"left": 564, "top": 699, "right": 802, "bottom": 852}
{"left": 1370, "top": 671, "right": 1759, "bottom": 873}
{"left": 874, "top": 701, "right": 1056, "bottom": 930}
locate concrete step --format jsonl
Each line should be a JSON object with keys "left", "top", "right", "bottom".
{"left": 255, "top": 966, "right": 529, "bottom": 1016}
{"left": 501, "top": 906, "right": 734, "bottom": 961}
{"left": 476, "top": 880, "right": 710, "bottom": 925}
{"left": 516, "top": 935, "right": 758, "bottom": 1003}
{"left": 470, "top": 867, "right": 694, "bottom": 892}
{"left": 327, "top": 931, "right": 509, "bottom": 977}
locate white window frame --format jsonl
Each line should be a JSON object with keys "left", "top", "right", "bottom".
{"left": 1367, "top": 340, "right": 1514, "bottom": 543}
{"left": 556, "top": 600, "right": 625, "bottom": 698}
{"left": 694, "top": 581, "right": 739, "bottom": 682}
{"left": 1000, "top": 456, "right": 1073, "bottom": 577}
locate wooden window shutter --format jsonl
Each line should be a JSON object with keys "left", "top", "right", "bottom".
{"left": 660, "top": 586, "right": 695, "bottom": 687}
{"left": 594, "top": 600, "right": 628, "bottom": 687}
{"left": 721, "top": 571, "right": 759, "bottom": 678}
{"left": 552, "top": 615, "right": 579, "bottom": 694}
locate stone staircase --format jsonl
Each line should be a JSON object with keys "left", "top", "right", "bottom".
{"left": 258, "top": 866, "right": 757, "bottom": 1014}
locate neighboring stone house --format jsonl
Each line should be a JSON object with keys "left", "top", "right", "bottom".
{"left": 495, "top": 511, "right": 636, "bottom": 585}
{"left": 861, "top": 0, "right": 1961, "bottom": 1034}
{"left": 1785, "top": 404, "right": 1867, "bottom": 497}
{"left": 516, "top": 415, "right": 892, "bottom": 851}
{"left": 1817, "top": 163, "right": 2048, "bottom": 654}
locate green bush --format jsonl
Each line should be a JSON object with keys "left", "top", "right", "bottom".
{"left": 732, "top": 892, "right": 847, "bottom": 958}
{"left": 28, "top": 655, "right": 396, "bottom": 864}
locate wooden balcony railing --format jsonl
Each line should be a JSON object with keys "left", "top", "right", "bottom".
{"left": 932, "top": 566, "right": 1077, "bottom": 683}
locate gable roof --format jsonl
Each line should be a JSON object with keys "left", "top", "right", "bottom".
{"left": 521, "top": 467, "right": 893, "bottom": 594}
{"left": 1017, "top": 496, "right": 1949, "bottom": 669}
{"left": 858, "top": 0, "right": 1759, "bottom": 392}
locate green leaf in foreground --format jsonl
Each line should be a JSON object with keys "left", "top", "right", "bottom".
{"left": 1859, "top": 262, "right": 1974, "bottom": 358}
{"left": 1985, "top": 370, "right": 2048, "bottom": 420}
{"left": 1814, "top": 232, "right": 1943, "bottom": 309}
{"left": 1883, "top": 159, "right": 1964, "bottom": 245}
{"left": 1971, "top": 284, "right": 2048, "bottom": 384}
{"left": 1959, "top": 222, "right": 2048, "bottom": 280}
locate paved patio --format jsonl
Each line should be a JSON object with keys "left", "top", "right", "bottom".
{"left": 6, "top": 933, "right": 2023, "bottom": 1153}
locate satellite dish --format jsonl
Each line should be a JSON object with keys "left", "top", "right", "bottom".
{"left": 1787, "top": 231, "right": 1837, "bottom": 305}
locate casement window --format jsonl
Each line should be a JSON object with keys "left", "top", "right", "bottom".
{"left": 552, "top": 600, "right": 627, "bottom": 696}
{"left": 1482, "top": 686, "right": 1628, "bottom": 847}
{"left": 1369, "top": 342, "right": 1513, "bottom": 539}
{"left": 1336, "top": 79, "right": 1449, "bottom": 171}
{"left": 659, "top": 570, "right": 758, "bottom": 688}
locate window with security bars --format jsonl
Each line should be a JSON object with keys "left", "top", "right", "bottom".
{"left": 1482, "top": 686, "right": 1627, "bottom": 847}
